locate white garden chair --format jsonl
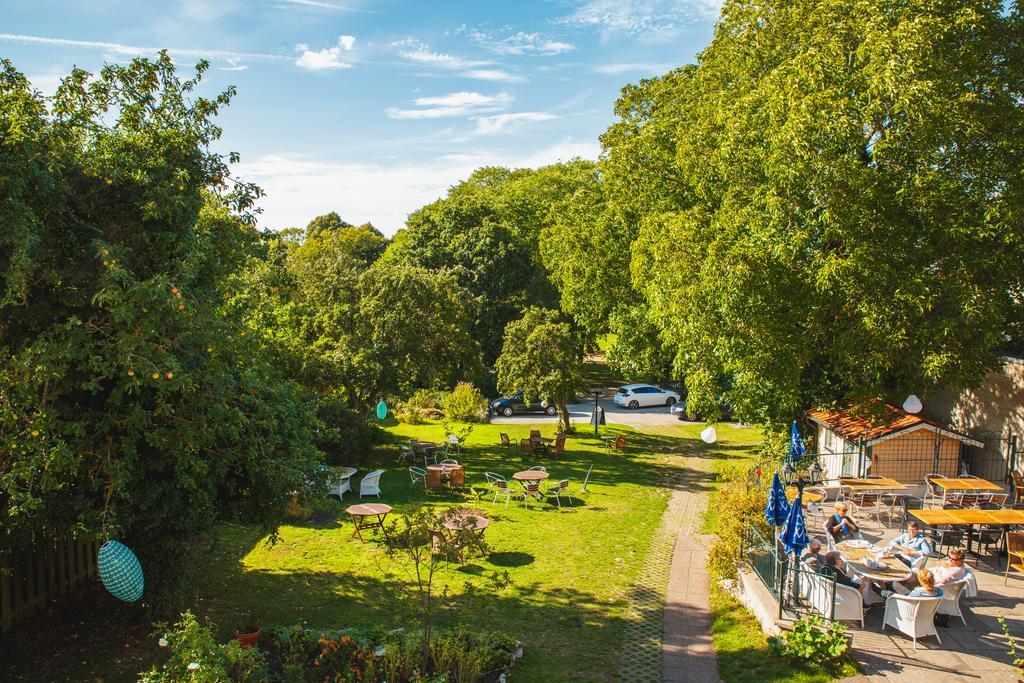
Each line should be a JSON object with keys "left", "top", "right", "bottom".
{"left": 484, "top": 472, "right": 505, "bottom": 493}
{"left": 804, "top": 569, "right": 865, "bottom": 626}
{"left": 546, "top": 479, "right": 571, "bottom": 508}
{"left": 326, "top": 469, "right": 354, "bottom": 499}
{"left": 937, "top": 576, "right": 971, "bottom": 626}
{"left": 409, "top": 466, "right": 426, "bottom": 490}
{"left": 360, "top": 469, "right": 383, "bottom": 498}
{"left": 492, "top": 479, "right": 513, "bottom": 508}
{"left": 883, "top": 594, "right": 944, "bottom": 650}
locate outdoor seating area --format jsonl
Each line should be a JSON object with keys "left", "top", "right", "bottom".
{"left": 754, "top": 455, "right": 1024, "bottom": 667}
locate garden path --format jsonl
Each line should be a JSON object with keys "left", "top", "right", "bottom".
{"left": 616, "top": 429, "right": 721, "bottom": 682}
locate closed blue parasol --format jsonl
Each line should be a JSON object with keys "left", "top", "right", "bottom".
{"left": 789, "top": 420, "right": 806, "bottom": 464}
{"left": 780, "top": 493, "right": 809, "bottom": 556}
{"left": 765, "top": 472, "right": 790, "bottom": 527}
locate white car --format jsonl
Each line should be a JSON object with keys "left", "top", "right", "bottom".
{"left": 613, "top": 384, "right": 681, "bottom": 409}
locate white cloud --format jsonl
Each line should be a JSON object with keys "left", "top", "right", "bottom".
{"left": 282, "top": 0, "right": 360, "bottom": 10}
{"left": 220, "top": 59, "right": 249, "bottom": 72}
{"left": 237, "top": 141, "right": 600, "bottom": 235}
{"left": 0, "top": 32, "right": 289, "bottom": 64}
{"left": 458, "top": 27, "right": 575, "bottom": 56}
{"left": 461, "top": 69, "right": 526, "bottom": 83}
{"left": 392, "top": 39, "right": 490, "bottom": 69}
{"left": 294, "top": 35, "right": 357, "bottom": 70}
{"left": 472, "top": 112, "right": 556, "bottom": 135}
{"left": 386, "top": 91, "right": 512, "bottom": 119}
{"left": 561, "top": 0, "right": 721, "bottom": 38}
{"left": 594, "top": 62, "right": 672, "bottom": 75}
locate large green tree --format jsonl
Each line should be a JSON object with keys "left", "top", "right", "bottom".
{"left": 0, "top": 56, "right": 321, "bottom": 606}
{"left": 385, "top": 162, "right": 594, "bottom": 366}
{"left": 495, "top": 307, "right": 584, "bottom": 430}
{"left": 595, "top": 0, "right": 1024, "bottom": 428}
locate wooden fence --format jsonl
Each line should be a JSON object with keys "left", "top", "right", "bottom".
{"left": 0, "top": 533, "right": 100, "bottom": 632}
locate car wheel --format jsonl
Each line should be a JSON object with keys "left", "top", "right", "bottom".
{"left": 545, "top": 405, "right": 557, "bottom": 416}
{"left": 666, "top": 397, "right": 677, "bottom": 406}
{"left": 502, "top": 407, "right": 514, "bottom": 417}
{"left": 628, "top": 400, "right": 639, "bottom": 409}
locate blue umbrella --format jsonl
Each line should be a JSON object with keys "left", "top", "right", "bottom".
{"left": 780, "top": 493, "right": 809, "bottom": 556}
{"left": 765, "top": 472, "right": 790, "bottom": 527}
{"left": 789, "top": 420, "right": 806, "bottom": 464}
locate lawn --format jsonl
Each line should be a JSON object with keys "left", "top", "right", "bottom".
{"left": 1, "top": 418, "right": 764, "bottom": 681}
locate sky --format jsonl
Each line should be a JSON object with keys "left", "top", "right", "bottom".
{"left": 0, "top": 0, "right": 721, "bottom": 235}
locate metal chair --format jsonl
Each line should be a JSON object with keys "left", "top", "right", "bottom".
{"left": 484, "top": 472, "right": 505, "bottom": 494}
{"left": 519, "top": 439, "right": 535, "bottom": 456}
{"left": 1006, "top": 532, "right": 1024, "bottom": 584}
{"left": 492, "top": 479, "right": 513, "bottom": 508}
{"left": 528, "top": 465, "right": 547, "bottom": 472}
{"left": 520, "top": 481, "right": 543, "bottom": 507}
{"left": 529, "top": 429, "right": 542, "bottom": 440}
{"left": 975, "top": 526, "right": 1004, "bottom": 566}
{"left": 951, "top": 493, "right": 979, "bottom": 508}
{"left": 983, "top": 493, "right": 1009, "bottom": 508}
{"left": 546, "top": 479, "right": 571, "bottom": 508}
{"left": 923, "top": 474, "right": 946, "bottom": 506}
{"left": 500, "top": 433, "right": 512, "bottom": 450}
{"left": 409, "top": 466, "right": 427, "bottom": 490}
{"left": 440, "top": 458, "right": 458, "bottom": 465}
{"left": 851, "top": 492, "right": 883, "bottom": 528}
{"left": 804, "top": 487, "right": 827, "bottom": 523}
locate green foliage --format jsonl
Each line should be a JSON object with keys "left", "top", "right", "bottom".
{"left": 386, "top": 162, "right": 595, "bottom": 363}
{"left": 707, "top": 476, "right": 771, "bottom": 581}
{"left": 0, "top": 56, "right": 322, "bottom": 606}
{"left": 315, "top": 393, "right": 380, "bottom": 466}
{"left": 998, "top": 616, "right": 1024, "bottom": 678}
{"left": 440, "top": 382, "right": 488, "bottom": 423}
{"left": 140, "top": 611, "right": 268, "bottom": 682}
{"left": 575, "top": 0, "right": 1024, "bottom": 433}
{"left": 495, "top": 307, "right": 584, "bottom": 430}
{"left": 303, "top": 211, "right": 388, "bottom": 265}
{"left": 769, "top": 617, "right": 849, "bottom": 666}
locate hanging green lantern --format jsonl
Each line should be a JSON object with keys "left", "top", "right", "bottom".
{"left": 97, "top": 540, "right": 144, "bottom": 602}
{"left": 375, "top": 400, "right": 388, "bottom": 420}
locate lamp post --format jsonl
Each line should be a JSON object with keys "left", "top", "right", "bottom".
{"left": 591, "top": 390, "right": 602, "bottom": 436}
{"left": 781, "top": 457, "right": 823, "bottom": 495}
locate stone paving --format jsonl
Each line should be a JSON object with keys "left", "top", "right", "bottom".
{"left": 616, "top": 433, "right": 721, "bottom": 682}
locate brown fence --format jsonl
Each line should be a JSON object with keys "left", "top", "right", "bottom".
{"left": 0, "top": 533, "right": 100, "bottom": 632}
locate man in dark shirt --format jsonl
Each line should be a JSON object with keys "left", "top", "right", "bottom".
{"left": 820, "top": 550, "right": 861, "bottom": 589}
{"left": 800, "top": 538, "right": 825, "bottom": 571}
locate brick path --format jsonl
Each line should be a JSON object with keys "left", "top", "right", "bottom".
{"left": 616, "top": 440, "right": 721, "bottom": 682}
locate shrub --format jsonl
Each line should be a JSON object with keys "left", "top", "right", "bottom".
{"left": 396, "top": 389, "right": 444, "bottom": 424}
{"left": 706, "top": 475, "right": 771, "bottom": 581}
{"left": 140, "top": 611, "right": 268, "bottom": 682}
{"left": 768, "top": 616, "right": 848, "bottom": 665}
{"left": 316, "top": 393, "right": 381, "bottom": 466}
{"left": 440, "top": 382, "right": 488, "bottom": 422}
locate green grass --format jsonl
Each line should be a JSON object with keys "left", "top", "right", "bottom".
{"left": 710, "top": 586, "right": 855, "bottom": 683}
{"left": 183, "top": 421, "right": 672, "bottom": 681}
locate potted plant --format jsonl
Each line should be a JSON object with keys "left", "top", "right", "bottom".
{"left": 234, "top": 611, "right": 260, "bottom": 648}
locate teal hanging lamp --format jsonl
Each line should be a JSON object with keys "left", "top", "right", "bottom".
{"left": 375, "top": 400, "right": 388, "bottom": 420}
{"left": 97, "top": 539, "right": 144, "bottom": 602}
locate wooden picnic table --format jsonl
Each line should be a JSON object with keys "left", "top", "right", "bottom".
{"left": 838, "top": 477, "right": 907, "bottom": 492}
{"left": 786, "top": 488, "right": 824, "bottom": 504}
{"left": 931, "top": 477, "right": 1004, "bottom": 505}
{"left": 345, "top": 503, "right": 392, "bottom": 542}
{"left": 513, "top": 470, "right": 550, "bottom": 482}
{"left": 835, "top": 541, "right": 913, "bottom": 584}
{"left": 909, "top": 508, "right": 1024, "bottom": 559}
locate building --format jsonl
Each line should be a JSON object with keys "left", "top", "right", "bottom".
{"left": 806, "top": 404, "right": 984, "bottom": 483}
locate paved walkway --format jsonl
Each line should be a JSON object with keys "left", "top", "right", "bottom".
{"left": 616, "top": 431, "right": 721, "bottom": 682}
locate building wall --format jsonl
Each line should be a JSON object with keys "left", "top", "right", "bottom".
{"left": 868, "top": 431, "right": 960, "bottom": 482}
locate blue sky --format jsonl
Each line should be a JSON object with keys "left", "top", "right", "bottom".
{"left": 1, "top": 0, "right": 720, "bottom": 234}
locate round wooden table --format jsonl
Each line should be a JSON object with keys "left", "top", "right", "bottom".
{"left": 345, "top": 503, "right": 392, "bottom": 542}
{"left": 513, "top": 470, "right": 550, "bottom": 483}
{"left": 835, "top": 541, "right": 912, "bottom": 583}
{"left": 426, "top": 463, "right": 464, "bottom": 489}
{"left": 442, "top": 512, "right": 490, "bottom": 532}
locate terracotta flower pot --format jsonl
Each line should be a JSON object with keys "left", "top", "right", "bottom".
{"left": 234, "top": 625, "right": 260, "bottom": 648}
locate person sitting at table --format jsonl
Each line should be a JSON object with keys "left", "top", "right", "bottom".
{"left": 819, "top": 552, "right": 876, "bottom": 602}
{"left": 904, "top": 569, "right": 944, "bottom": 598}
{"left": 930, "top": 547, "right": 967, "bottom": 586}
{"left": 800, "top": 538, "right": 825, "bottom": 571}
{"left": 887, "top": 520, "right": 932, "bottom": 569}
{"left": 826, "top": 502, "right": 861, "bottom": 543}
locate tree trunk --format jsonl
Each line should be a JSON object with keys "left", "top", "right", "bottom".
{"left": 559, "top": 402, "right": 571, "bottom": 432}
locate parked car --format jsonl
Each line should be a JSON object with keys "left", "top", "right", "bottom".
{"left": 613, "top": 384, "right": 681, "bottom": 409}
{"left": 490, "top": 391, "right": 558, "bottom": 417}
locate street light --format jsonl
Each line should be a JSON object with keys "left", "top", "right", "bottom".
{"left": 781, "top": 456, "right": 823, "bottom": 494}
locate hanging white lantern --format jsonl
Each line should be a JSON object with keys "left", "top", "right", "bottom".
{"left": 902, "top": 394, "right": 923, "bottom": 414}
{"left": 700, "top": 425, "right": 718, "bottom": 444}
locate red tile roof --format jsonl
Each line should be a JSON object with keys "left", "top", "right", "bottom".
{"left": 806, "top": 404, "right": 980, "bottom": 446}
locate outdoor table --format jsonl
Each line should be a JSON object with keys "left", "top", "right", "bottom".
{"left": 513, "top": 470, "right": 550, "bottom": 483}
{"left": 931, "top": 477, "right": 1003, "bottom": 505}
{"left": 437, "top": 511, "right": 490, "bottom": 560}
{"left": 909, "top": 508, "right": 1024, "bottom": 560}
{"left": 426, "top": 463, "right": 464, "bottom": 489}
{"left": 411, "top": 440, "right": 437, "bottom": 453}
{"left": 786, "top": 488, "right": 824, "bottom": 504}
{"left": 838, "top": 477, "right": 907, "bottom": 492}
{"left": 345, "top": 503, "right": 392, "bottom": 542}
{"left": 835, "top": 540, "right": 913, "bottom": 585}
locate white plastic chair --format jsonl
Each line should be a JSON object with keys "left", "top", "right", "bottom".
{"left": 937, "top": 577, "right": 970, "bottom": 626}
{"left": 360, "top": 469, "right": 383, "bottom": 498}
{"left": 326, "top": 469, "right": 354, "bottom": 499}
{"left": 883, "top": 594, "right": 944, "bottom": 649}
{"left": 805, "top": 571, "right": 865, "bottom": 626}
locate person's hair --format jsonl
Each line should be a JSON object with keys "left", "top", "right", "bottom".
{"left": 824, "top": 550, "right": 841, "bottom": 567}
{"left": 948, "top": 547, "right": 965, "bottom": 563}
{"left": 918, "top": 569, "right": 936, "bottom": 592}
{"left": 834, "top": 502, "right": 847, "bottom": 514}
{"left": 907, "top": 520, "right": 919, "bottom": 530}
{"left": 808, "top": 538, "right": 821, "bottom": 551}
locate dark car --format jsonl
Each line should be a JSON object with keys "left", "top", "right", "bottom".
{"left": 673, "top": 399, "right": 734, "bottom": 422}
{"left": 490, "top": 391, "right": 558, "bottom": 417}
